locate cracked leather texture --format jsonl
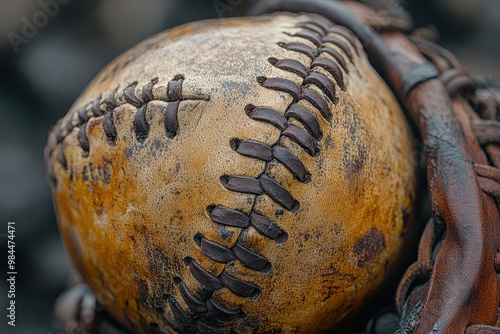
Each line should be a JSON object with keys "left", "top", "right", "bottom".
{"left": 46, "top": 14, "right": 417, "bottom": 333}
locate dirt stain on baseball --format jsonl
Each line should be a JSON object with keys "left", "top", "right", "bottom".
{"left": 353, "top": 227, "right": 386, "bottom": 268}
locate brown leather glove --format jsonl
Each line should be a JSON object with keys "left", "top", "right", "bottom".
{"left": 54, "top": 278, "right": 128, "bottom": 334}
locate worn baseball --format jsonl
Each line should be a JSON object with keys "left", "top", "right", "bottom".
{"left": 46, "top": 13, "right": 416, "bottom": 333}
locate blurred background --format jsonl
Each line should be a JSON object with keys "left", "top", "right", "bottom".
{"left": 0, "top": 0, "right": 498, "bottom": 333}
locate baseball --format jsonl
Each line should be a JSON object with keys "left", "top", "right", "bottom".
{"left": 45, "top": 13, "right": 417, "bottom": 333}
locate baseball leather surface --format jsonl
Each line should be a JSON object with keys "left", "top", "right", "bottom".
{"left": 45, "top": 13, "right": 417, "bottom": 333}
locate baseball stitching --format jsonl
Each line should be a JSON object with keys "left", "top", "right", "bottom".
{"left": 44, "top": 75, "right": 210, "bottom": 186}
{"left": 168, "top": 17, "right": 360, "bottom": 333}
{"left": 45, "top": 15, "right": 361, "bottom": 333}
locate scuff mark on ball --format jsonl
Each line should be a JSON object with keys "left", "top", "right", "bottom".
{"left": 353, "top": 227, "right": 386, "bottom": 267}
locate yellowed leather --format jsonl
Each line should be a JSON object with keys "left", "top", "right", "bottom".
{"left": 46, "top": 13, "right": 417, "bottom": 333}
